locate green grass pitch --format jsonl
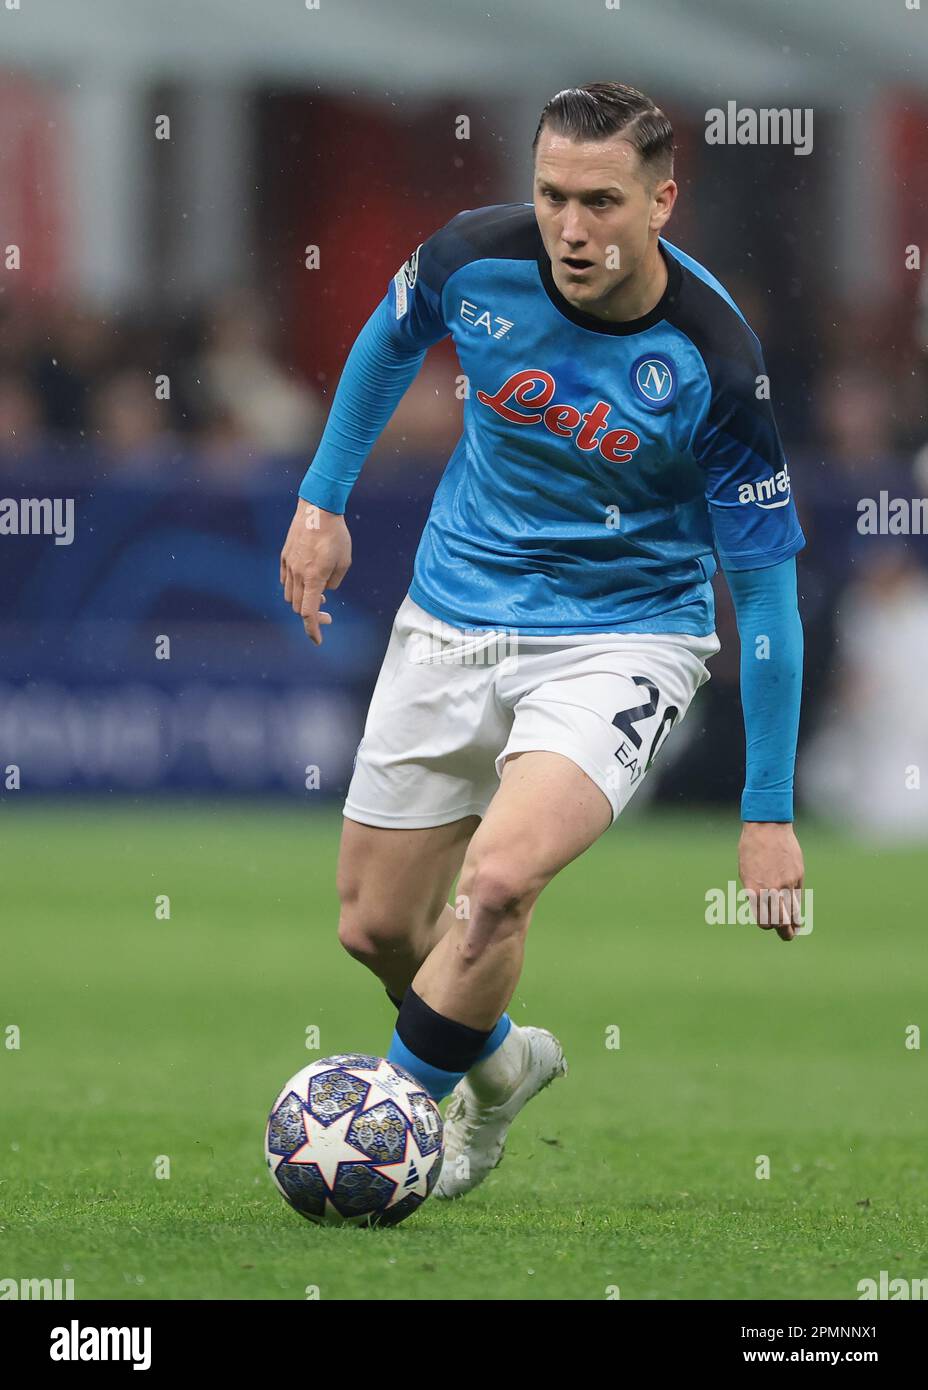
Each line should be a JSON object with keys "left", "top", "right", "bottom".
{"left": 2, "top": 802, "right": 925, "bottom": 1300}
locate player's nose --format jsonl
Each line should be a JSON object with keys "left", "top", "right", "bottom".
{"left": 560, "top": 207, "right": 588, "bottom": 246}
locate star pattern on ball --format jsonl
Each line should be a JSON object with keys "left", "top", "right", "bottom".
{"left": 371, "top": 1122, "right": 442, "bottom": 1205}
{"left": 287, "top": 1102, "right": 372, "bottom": 1191}
{"left": 342, "top": 1058, "right": 426, "bottom": 1124}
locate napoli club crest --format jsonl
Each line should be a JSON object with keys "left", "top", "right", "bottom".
{"left": 631, "top": 354, "right": 677, "bottom": 409}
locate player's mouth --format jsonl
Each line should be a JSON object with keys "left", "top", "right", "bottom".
{"left": 561, "top": 257, "right": 595, "bottom": 275}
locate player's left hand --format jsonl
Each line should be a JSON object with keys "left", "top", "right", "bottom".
{"left": 738, "top": 822, "right": 805, "bottom": 942}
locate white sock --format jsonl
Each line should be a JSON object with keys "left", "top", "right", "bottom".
{"left": 466, "top": 1022, "right": 529, "bottom": 1101}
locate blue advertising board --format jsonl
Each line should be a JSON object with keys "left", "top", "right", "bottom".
{"left": 0, "top": 456, "right": 437, "bottom": 795}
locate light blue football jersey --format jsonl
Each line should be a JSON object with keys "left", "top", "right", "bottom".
{"left": 299, "top": 202, "right": 804, "bottom": 635}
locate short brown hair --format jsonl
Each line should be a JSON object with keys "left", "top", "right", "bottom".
{"left": 533, "top": 81, "right": 674, "bottom": 183}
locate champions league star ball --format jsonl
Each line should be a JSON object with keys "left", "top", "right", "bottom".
{"left": 265, "top": 1054, "right": 444, "bottom": 1226}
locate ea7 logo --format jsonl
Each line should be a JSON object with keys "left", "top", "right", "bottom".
{"left": 738, "top": 464, "right": 791, "bottom": 509}
{"left": 393, "top": 245, "right": 421, "bottom": 319}
{"left": 401, "top": 247, "right": 420, "bottom": 290}
{"left": 459, "top": 299, "right": 514, "bottom": 338}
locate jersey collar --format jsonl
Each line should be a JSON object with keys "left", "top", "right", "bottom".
{"left": 536, "top": 239, "right": 681, "bottom": 336}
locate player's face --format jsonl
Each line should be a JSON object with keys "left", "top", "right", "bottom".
{"left": 533, "top": 131, "right": 673, "bottom": 310}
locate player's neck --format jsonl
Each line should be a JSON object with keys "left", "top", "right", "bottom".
{"left": 586, "top": 243, "right": 668, "bottom": 324}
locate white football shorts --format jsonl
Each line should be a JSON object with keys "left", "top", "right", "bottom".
{"left": 343, "top": 593, "right": 720, "bottom": 829}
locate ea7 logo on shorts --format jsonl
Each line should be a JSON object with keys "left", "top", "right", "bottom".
{"left": 738, "top": 464, "right": 792, "bottom": 509}
{"left": 611, "top": 675, "right": 679, "bottom": 786}
{"left": 393, "top": 246, "right": 421, "bottom": 319}
{"left": 631, "top": 354, "right": 676, "bottom": 408}
{"left": 459, "top": 299, "right": 514, "bottom": 338}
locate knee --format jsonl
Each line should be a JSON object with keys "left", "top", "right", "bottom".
{"left": 335, "top": 869, "right": 379, "bottom": 962}
{"left": 338, "top": 905, "right": 394, "bottom": 964}
{"left": 461, "top": 854, "right": 542, "bottom": 925}
{"left": 336, "top": 895, "right": 420, "bottom": 967}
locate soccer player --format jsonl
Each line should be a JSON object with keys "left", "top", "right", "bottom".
{"left": 280, "top": 82, "right": 805, "bottom": 1199}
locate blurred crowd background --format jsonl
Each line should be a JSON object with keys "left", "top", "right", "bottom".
{"left": 1, "top": 1, "right": 927, "bottom": 839}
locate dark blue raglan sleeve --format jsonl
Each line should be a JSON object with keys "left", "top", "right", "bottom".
{"left": 298, "top": 231, "right": 454, "bottom": 514}
{"left": 693, "top": 323, "right": 805, "bottom": 822}
{"left": 694, "top": 325, "right": 805, "bottom": 569}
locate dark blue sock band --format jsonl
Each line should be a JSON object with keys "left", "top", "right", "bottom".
{"left": 388, "top": 1032, "right": 464, "bottom": 1101}
{"left": 395, "top": 987, "right": 493, "bottom": 1073}
{"left": 384, "top": 988, "right": 513, "bottom": 1099}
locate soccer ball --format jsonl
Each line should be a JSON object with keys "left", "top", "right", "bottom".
{"left": 264, "top": 1053, "right": 444, "bottom": 1226}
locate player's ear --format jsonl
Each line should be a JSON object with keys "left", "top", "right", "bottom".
{"left": 650, "top": 178, "right": 677, "bottom": 232}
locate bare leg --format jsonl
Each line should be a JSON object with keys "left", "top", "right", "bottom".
{"left": 336, "top": 813, "right": 480, "bottom": 998}
{"left": 411, "top": 751, "right": 613, "bottom": 1030}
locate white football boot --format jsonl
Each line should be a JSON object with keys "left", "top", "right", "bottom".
{"left": 433, "top": 1023, "right": 568, "bottom": 1200}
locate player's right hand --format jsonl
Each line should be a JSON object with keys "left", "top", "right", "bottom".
{"left": 279, "top": 500, "right": 352, "bottom": 645}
